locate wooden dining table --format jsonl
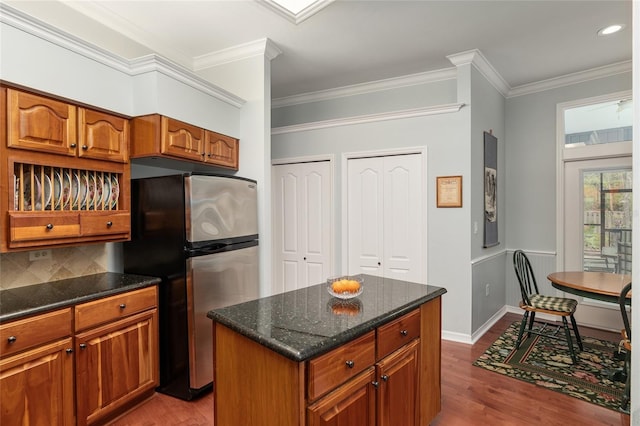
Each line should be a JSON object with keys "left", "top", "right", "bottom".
{"left": 547, "top": 271, "right": 631, "bottom": 304}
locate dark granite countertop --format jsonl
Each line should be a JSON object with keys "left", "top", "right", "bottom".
{"left": 0, "top": 272, "right": 161, "bottom": 323}
{"left": 207, "top": 274, "right": 446, "bottom": 362}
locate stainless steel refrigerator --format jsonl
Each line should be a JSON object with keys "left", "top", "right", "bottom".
{"left": 124, "top": 173, "right": 259, "bottom": 400}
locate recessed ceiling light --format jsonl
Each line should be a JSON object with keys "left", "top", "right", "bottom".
{"left": 597, "top": 24, "right": 624, "bottom": 36}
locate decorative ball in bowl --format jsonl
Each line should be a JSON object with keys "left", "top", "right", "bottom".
{"left": 327, "top": 276, "right": 363, "bottom": 299}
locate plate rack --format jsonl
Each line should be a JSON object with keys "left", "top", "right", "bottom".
{"left": 13, "top": 163, "right": 121, "bottom": 212}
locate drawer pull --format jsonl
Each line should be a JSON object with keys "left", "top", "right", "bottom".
{"left": 46, "top": 223, "right": 54, "bottom": 230}
{"left": 66, "top": 348, "right": 74, "bottom": 354}
{"left": 106, "top": 221, "right": 113, "bottom": 227}
{"left": 7, "top": 336, "right": 17, "bottom": 344}
{"left": 79, "top": 343, "right": 87, "bottom": 349}
{"left": 400, "top": 329, "right": 408, "bottom": 336}
{"left": 381, "top": 374, "right": 389, "bottom": 382}
{"left": 345, "top": 360, "right": 354, "bottom": 368}
{"left": 119, "top": 303, "right": 126, "bottom": 309}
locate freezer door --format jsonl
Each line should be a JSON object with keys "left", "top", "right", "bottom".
{"left": 186, "top": 244, "right": 259, "bottom": 390}
{"left": 185, "top": 175, "right": 258, "bottom": 243}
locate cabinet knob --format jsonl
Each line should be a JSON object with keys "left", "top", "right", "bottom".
{"left": 82, "top": 145, "right": 88, "bottom": 150}
{"left": 66, "top": 348, "right": 74, "bottom": 354}
{"left": 7, "top": 336, "right": 16, "bottom": 344}
{"left": 79, "top": 343, "right": 87, "bottom": 349}
{"left": 106, "top": 221, "right": 113, "bottom": 227}
{"left": 377, "top": 262, "right": 381, "bottom": 266}
{"left": 303, "top": 257, "right": 307, "bottom": 261}
{"left": 46, "top": 223, "right": 54, "bottom": 230}
{"left": 70, "top": 143, "right": 77, "bottom": 148}
{"left": 345, "top": 360, "right": 354, "bottom": 368}
{"left": 381, "top": 375, "right": 389, "bottom": 382}
{"left": 119, "top": 303, "right": 126, "bottom": 309}
{"left": 400, "top": 329, "right": 408, "bottom": 336}
{"left": 372, "top": 381, "right": 379, "bottom": 388}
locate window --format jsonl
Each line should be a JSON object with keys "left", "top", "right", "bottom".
{"left": 582, "top": 168, "right": 632, "bottom": 273}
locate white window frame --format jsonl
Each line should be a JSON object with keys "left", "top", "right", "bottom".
{"left": 555, "top": 90, "right": 632, "bottom": 273}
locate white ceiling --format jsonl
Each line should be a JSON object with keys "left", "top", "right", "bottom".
{"left": 4, "top": 0, "right": 633, "bottom": 101}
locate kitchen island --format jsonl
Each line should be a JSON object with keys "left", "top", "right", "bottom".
{"left": 207, "top": 274, "right": 446, "bottom": 426}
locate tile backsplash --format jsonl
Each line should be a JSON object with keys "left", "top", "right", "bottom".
{"left": 1, "top": 245, "right": 108, "bottom": 290}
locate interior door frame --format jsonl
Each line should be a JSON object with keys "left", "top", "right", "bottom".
{"left": 341, "top": 146, "right": 428, "bottom": 280}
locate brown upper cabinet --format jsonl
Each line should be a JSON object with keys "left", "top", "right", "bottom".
{"left": 7, "top": 88, "right": 128, "bottom": 163}
{"left": 131, "top": 114, "right": 239, "bottom": 170}
{"left": 1, "top": 85, "right": 131, "bottom": 252}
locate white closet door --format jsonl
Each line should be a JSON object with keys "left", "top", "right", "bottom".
{"left": 273, "top": 161, "right": 332, "bottom": 292}
{"left": 347, "top": 157, "right": 384, "bottom": 276}
{"left": 348, "top": 154, "right": 424, "bottom": 283}
{"left": 383, "top": 154, "right": 423, "bottom": 282}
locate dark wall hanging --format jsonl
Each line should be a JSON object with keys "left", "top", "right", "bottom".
{"left": 483, "top": 130, "right": 498, "bottom": 247}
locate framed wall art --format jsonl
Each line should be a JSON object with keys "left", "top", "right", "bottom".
{"left": 483, "top": 131, "right": 498, "bottom": 247}
{"left": 436, "top": 175, "right": 462, "bottom": 208}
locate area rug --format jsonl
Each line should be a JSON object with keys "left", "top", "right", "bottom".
{"left": 473, "top": 321, "right": 627, "bottom": 412}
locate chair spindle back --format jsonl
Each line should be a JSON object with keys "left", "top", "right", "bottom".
{"left": 513, "top": 250, "right": 539, "bottom": 306}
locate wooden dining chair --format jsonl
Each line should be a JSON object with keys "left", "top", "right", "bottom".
{"left": 513, "top": 250, "right": 583, "bottom": 364}
{"left": 618, "top": 282, "right": 631, "bottom": 412}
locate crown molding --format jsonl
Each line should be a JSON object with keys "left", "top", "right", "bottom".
{"left": 447, "top": 49, "right": 510, "bottom": 96}
{"left": 0, "top": 3, "right": 132, "bottom": 74}
{"left": 62, "top": 0, "right": 193, "bottom": 67}
{"left": 272, "top": 68, "right": 458, "bottom": 108}
{"left": 507, "top": 60, "right": 632, "bottom": 98}
{"left": 1, "top": 3, "right": 245, "bottom": 108}
{"left": 193, "top": 38, "right": 282, "bottom": 71}
{"left": 257, "top": 0, "right": 335, "bottom": 24}
{"left": 129, "top": 55, "right": 245, "bottom": 107}
{"left": 272, "top": 103, "right": 464, "bottom": 135}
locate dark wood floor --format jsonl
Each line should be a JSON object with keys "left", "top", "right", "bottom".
{"left": 111, "top": 313, "right": 630, "bottom": 425}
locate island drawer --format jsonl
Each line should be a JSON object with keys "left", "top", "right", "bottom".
{"left": 74, "top": 286, "right": 157, "bottom": 332}
{"left": 0, "top": 308, "right": 72, "bottom": 357}
{"left": 307, "top": 330, "right": 375, "bottom": 401}
{"left": 376, "top": 308, "right": 420, "bottom": 360}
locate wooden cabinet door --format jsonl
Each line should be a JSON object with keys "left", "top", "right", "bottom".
{"left": 160, "top": 116, "right": 205, "bottom": 162}
{"left": 75, "top": 309, "right": 158, "bottom": 426}
{"left": 376, "top": 339, "right": 419, "bottom": 426}
{"left": 307, "top": 367, "right": 376, "bottom": 426}
{"left": 78, "top": 108, "right": 129, "bottom": 163}
{"left": 6, "top": 88, "right": 77, "bottom": 156}
{"left": 204, "top": 131, "right": 239, "bottom": 169}
{"left": 0, "top": 338, "right": 75, "bottom": 426}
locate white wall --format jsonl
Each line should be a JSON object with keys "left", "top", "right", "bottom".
{"left": 272, "top": 76, "right": 476, "bottom": 337}
{"left": 505, "top": 73, "right": 631, "bottom": 253}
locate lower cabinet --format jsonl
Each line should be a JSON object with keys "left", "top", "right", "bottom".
{"left": 0, "top": 337, "right": 75, "bottom": 426}
{"left": 0, "top": 286, "right": 158, "bottom": 426}
{"left": 376, "top": 339, "right": 419, "bottom": 426}
{"left": 308, "top": 334, "right": 420, "bottom": 426}
{"left": 307, "top": 367, "right": 376, "bottom": 426}
{"left": 74, "top": 286, "right": 159, "bottom": 426}
{"left": 75, "top": 309, "right": 158, "bottom": 425}
{"left": 213, "top": 297, "right": 442, "bottom": 426}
